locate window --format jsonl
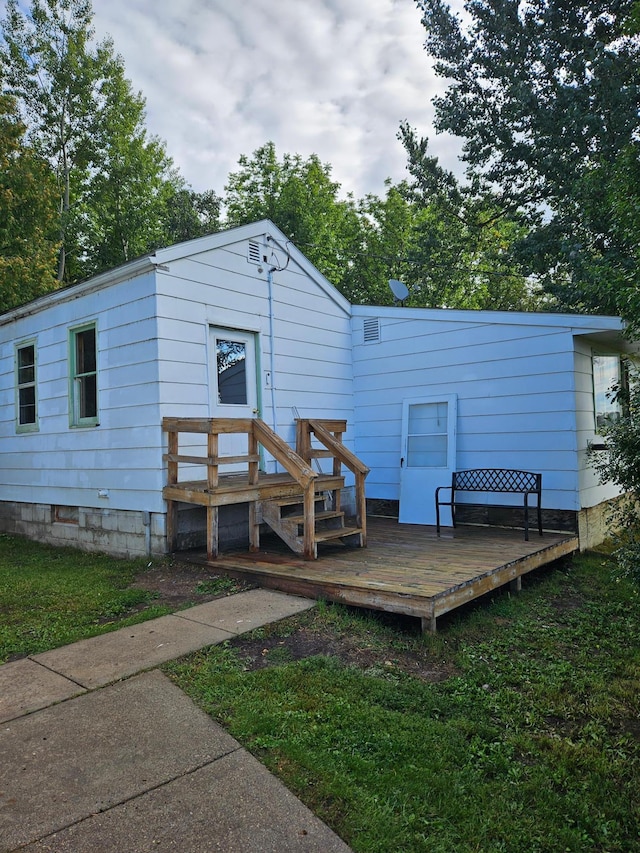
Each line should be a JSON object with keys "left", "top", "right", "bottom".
{"left": 70, "top": 323, "right": 98, "bottom": 426}
{"left": 406, "top": 401, "right": 449, "bottom": 468}
{"left": 15, "top": 341, "right": 38, "bottom": 431}
{"left": 593, "top": 354, "right": 623, "bottom": 431}
{"left": 216, "top": 338, "right": 248, "bottom": 405}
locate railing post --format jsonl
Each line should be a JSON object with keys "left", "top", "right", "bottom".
{"left": 206, "top": 430, "right": 219, "bottom": 560}
{"left": 207, "top": 432, "right": 219, "bottom": 491}
{"left": 303, "top": 482, "right": 317, "bottom": 560}
{"left": 248, "top": 423, "right": 260, "bottom": 552}
{"left": 295, "top": 418, "right": 311, "bottom": 463}
{"left": 355, "top": 471, "right": 367, "bottom": 546}
{"left": 332, "top": 428, "right": 343, "bottom": 478}
{"left": 166, "top": 429, "right": 178, "bottom": 553}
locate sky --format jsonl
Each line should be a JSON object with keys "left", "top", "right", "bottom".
{"left": 82, "top": 0, "right": 465, "bottom": 201}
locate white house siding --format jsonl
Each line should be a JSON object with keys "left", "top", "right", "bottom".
{"left": 0, "top": 270, "right": 164, "bottom": 510}
{"left": 0, "top": 269, "right": 168, "bottom": 555}
{"left": 153, "top": 230, "right": 355, "bottom": 466}
{"left": 352, "top": 307, "right": 587, "bottom": 516}
{"left": 148, "top": 227, "right": 355, "bottom": 549}
{"left": 0, "top": 223, "right": 357, "bottom": 556}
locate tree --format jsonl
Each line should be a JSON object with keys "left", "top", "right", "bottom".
{"left": 1, "top": 0, "right": 209, "bottom": 285}
{"left": 406, "top": 0, "right": 640, "bottom": 318}
{"left": 346, "top": 182, "right": 417, "bottom": 306}
{"left": 223, "top": 142, "right": 364, "bottom": 298}
{"left": 0, "top": 89, "right": 58, "bottom": 311}
{"left": 224, "top": 142, "right": 540, "bottom": 309}
{"left": 1, "top": 0, "right": 108, "bottom": 281}
{"left": 75, "top": 51, "right": 180, "bottom": 278}
{"left": 162, "top": 187, "right": 221, "bottom": 246}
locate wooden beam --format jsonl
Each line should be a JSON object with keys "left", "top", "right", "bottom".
{"left": 303, "top": 484, "right": 317, "bottom": 560}
{"left": 165, "top": 499, "right": 177, "bottom": 553}
{"left": 163, "top": 453, "right": 260, "bottom": 466}
{"left": 206, "top": 505, "right": 219, "bottom": 561}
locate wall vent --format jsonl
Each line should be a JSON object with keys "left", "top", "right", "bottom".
{"left": 363, "top": 317, "right": 380, "bottom": 343}
{"left": 248, "top": 240, "right": 262, "bottom": 265}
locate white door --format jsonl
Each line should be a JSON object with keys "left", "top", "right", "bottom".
{"left": 209, "top": 327, "right": 259, "bottom": 468}
{"left": 399, "top": 395, "right": 457, "bottom": 525}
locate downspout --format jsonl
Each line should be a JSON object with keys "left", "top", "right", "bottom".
{"left": 267, "top": 267, "right": 279, "bottom": 470}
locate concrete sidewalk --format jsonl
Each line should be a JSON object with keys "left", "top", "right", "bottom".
{"left": 0, "top": 589, "right": 352, "bottom": 852}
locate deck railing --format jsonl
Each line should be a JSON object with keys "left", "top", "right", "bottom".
{"left": 163, "top": 416, "right": 368, "bottom": 559}
{"left": 163, "top": 417, "right": 318, "bottom": 558}
{"left": 296, "top": 418, "right": 370, "bottom": 542}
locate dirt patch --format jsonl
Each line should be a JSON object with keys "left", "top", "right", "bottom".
{"left": 233, "top": 627, "right": 453, "bottom": 681}
{"left": 231, "top": 625, "right": 457, "bottom": 682}
{"left": 131, "top": 558, "right": 255, "bottom": 609}
{"left": 132, "top": 563, "right": 456, "bottom": 682}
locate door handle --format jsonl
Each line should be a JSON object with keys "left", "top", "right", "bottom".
{"left": 400, "top": 457, "right": 404, "bottom": 467}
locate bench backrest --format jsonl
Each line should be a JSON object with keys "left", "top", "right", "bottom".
{"left": 452, "top": 469, "right": 541, "bottom": 494}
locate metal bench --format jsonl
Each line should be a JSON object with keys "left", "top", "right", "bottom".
{"left": 435, "top": 468, "right": 543, "bottom": 541}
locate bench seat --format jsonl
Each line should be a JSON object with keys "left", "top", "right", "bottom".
{"left": 435, "top": 468, "right": 543, "bottom": 541}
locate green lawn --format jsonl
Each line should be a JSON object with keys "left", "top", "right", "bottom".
{"left": 165, "top": 552, "right": 640, "bottom": 853}
{"left": 2, "top": 533, "right": 638, "bottom": 851}
{"left": 0, "top": 534, "right": 171, "bottom": 662}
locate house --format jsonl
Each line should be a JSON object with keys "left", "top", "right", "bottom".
{"left": 0, "top": 220, "right": 635, "bottom": 558}
{"left": 351, "top": 305, "right": 637, "bottom": 548}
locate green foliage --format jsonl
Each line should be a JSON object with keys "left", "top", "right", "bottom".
{"left": 1, "top": 0, "right": 219, "bottom": 288}
{"left": 224, "top": 142, "right": 364, "bottom": 299}
{"left": 194, "top": 576, "right": 242, "bottom": 596}
{"left": 224, "top": 143, "right": 543, "bottom": 310}
{"left": 1, "top": 0, "right": 107, "bottom": 281}
{"left": 75, "top": 50, "right": 178, "bottom": 278}
{"left": 162, "top": 187, "right": 221, "bottom": 246}
{"left": 167, "top": 554, "right": 640, "bottom": 852}
{"left": 409, "top": 0, "right": 640, "bottom": 319}
{"left": 0, "top": 89, "right": 59, "bottom": 310}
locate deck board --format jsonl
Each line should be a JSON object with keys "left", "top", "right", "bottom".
{"left": 185, "top": 518, "right": 579, "bottom": 630}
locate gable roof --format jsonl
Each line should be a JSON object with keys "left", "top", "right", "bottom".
{"left": 0, "top": 220, "right": 351, "bottom": 325}
{"left": 153, "top": 219, "right": 351, "bottom": 314}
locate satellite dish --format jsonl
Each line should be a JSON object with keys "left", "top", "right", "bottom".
{"left": 388, "top": 279, "right": 409, "bottom": 304}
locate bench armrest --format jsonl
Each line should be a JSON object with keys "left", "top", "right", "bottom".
{"left": 435, "top": 485, "right": 452, "bottom": 502}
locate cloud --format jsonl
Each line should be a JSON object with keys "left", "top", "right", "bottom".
{"left": 57, "top": 0, "right": 466, "bottom": 198}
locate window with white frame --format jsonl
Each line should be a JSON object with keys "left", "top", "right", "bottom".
{"left": 592, "top": 353, "right": 623, "bottom": 431}
{"left": 16, "top": 341, "right": 38, "bottom": 431}
{"left": 69, "top": 323, "right": 98, "bottom": 426}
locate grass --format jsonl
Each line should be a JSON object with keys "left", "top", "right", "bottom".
{"left": 0, "top": 533, "right": 172, "bottom": 662}
{"left": 165, "top": 553, "right": 640, "bottom": 853}
{"left": 2, "top": 533, "right": 639, "bottom": 850}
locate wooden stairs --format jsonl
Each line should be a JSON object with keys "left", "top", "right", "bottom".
{"left": 163, "top": 417, "right": 369, "bottom": 561}
{"left": 260, "top": 479, "right": 365, "bottom": 558}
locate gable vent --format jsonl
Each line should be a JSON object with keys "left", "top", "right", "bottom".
{"left": 363, "top": 317, "right": 380, "bottom": 343}
{"left": 248, "top": 240, "right": 262, "bottom": 265}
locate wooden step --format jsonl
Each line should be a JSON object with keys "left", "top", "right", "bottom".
{"left": 282, "top": 510, "right": 344, "bottom": 525}
{"left": 314, "top": 526, "right": 364, "bottom": 543}
{"left": 273, "top": 495, "right": 327, "bottom": 509}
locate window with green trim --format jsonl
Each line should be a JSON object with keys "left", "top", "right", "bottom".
{"left": 16, "top": 341, "right": 38, "bottom": 432}
{"left": 69, "top": 323, "right": 98, "bottom": 426}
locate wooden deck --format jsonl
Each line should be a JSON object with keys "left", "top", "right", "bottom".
{"left": 186, "top": 517, "right": 579, "bottom": 632}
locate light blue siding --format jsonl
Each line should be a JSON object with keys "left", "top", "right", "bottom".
{"left": 351, "top": 308, "right": 629, "bottom": 513}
